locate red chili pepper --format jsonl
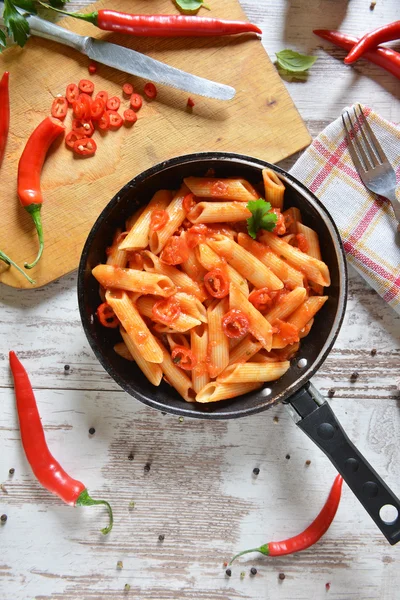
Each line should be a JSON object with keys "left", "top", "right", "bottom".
{"left": 9, "top": 351, "right": 113, "bottom": 533}
{"left": 152, "top": 297, "right": 181, "bottom": 325}
{"left": 171, "top": 346, "right": 197, "bottom": 370}
{"left": 248, "top": 288, "right": 272, "bottom": 312}
{"left": 122, "top": 82, "right": 133, "bottom": 96}
{"left": 51, "top": 96, "right": 68, "bottom": 120}
{"left": 88, "top": 62, "right": 97, "bottom": 74}
{"left": 344, "top": 21, "right": 400, "bottom": 64}
{"left": 98, "top": 111, "right": 110, "bottom": 130}
{"left": 47, "top": 7, "right": 262, "bottom": 37}
{"left": 95, "top": 90, "right": 108, "bottom": 104}
{"left": 90, "top": 97, "right": 105, "bottom": 121}
{"left": 230, "top": 474, "right": 343, "bottom": 563}
{"left": 66, "top": 83, "right": 79, "bottom": 105}
{"left": 0, "top": 72, "right": 10, "bottom": 167}
{"left": 72, "top": 118, "right": 94, "bottom": 137}
{"left": 73, "top": 137, "right": 97, "bottom": 157}
{"left": 160, "top": 236, "right": 190, "bottom": 265}
{"left": 187, "top": 97, "right": 195, "bottom": 108}
{"left": 130, "top": 93, "right": 143, "bottom": 111}
{"left": 123, "top": 109, "right": 137, "bottom": 125}
{"left": 106, "top": 96, "right": 121, "bottom": 111}
{"left": 144, "top": 82, "right": 157, "bottom": 99}
{"left": 106, "top": 110, "right": 123, "bottom": 129}
{"left": 79, "top": 79, "right": 95, "bottom": 95}
{"left": 313, "top": 29, "right": 400, "bottom": 80}
{"left": 18, "top": 117, "right": 65, "bottom": 269}
{"left": 96, "top": 302, "right": 119, "bottom": 327}
{"left": 150, "top": 209, "right": 169, "bottom": 231}
{"left": 222, "top": 309, "right": 250, "bottom": 338}
{"left": 204, "top": 268, "right": 230, "bottom": 298}
{"left": 65, "top": 130, "right": 86, "bottom": 150}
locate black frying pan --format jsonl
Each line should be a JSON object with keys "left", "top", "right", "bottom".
{"left": 78, "top": 152, "right": 400, "bottom": 544}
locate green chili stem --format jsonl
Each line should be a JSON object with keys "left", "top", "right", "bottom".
{"left": 38, "top": 2, "right": 98, "bottom": 25}
{"left": 76, "top": 489, "right": 114, "bottom": 535}
{"left": 24, "top": 204, "right": 44, "bottom": 270}
{"left": 0, "top": 250, "right": 35, "bottom": 284}
{"left": 229, "top": 545, "right": 269, "bottom": 565}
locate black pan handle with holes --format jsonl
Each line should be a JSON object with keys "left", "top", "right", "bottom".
{"left": 286, "top": 382, "right": 400, "bottom": 545}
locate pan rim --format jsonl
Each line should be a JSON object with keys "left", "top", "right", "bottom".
{"left": 78, "top": 151, "right": 348, "bottom": 419}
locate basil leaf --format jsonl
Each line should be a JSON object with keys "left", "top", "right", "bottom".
{"left": 276, "top": 49, "right": 317, "bottom": 73}
{"left": 3, "top": 0, "right": 30, "bottom": 47}
{"left": 174, "top": 0, "right": 204, "bottom": 13}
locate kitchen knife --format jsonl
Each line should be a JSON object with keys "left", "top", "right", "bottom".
{"left": 0, "top": 4, "right": 236, "bottom": 100}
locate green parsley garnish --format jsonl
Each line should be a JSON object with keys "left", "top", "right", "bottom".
{"left": 246, "top": 198, "right": 278, "bottom": 239}
{"left": 174, "top": 0, "right": 210, "bottom": 13}
{"left": 3, "top": 0, "right": 30, "bottom": 48}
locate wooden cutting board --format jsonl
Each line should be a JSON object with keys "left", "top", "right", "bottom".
{"left": 0, "top": 0, "right": 311, "bottom": 289}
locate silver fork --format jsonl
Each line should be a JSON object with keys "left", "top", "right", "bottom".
{"left": 342, "top": 104, "right": 400, "bottom": 232}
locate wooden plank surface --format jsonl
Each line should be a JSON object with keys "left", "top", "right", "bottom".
{"left": 1, "top": 1, "right": 400, "bottom": 599}
{"left": 0, "top": 0, "right": 310, "bottom": 290}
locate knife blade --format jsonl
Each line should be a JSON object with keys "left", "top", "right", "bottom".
{"left": 0, "top": 4, "right": 236, "bottom": 101}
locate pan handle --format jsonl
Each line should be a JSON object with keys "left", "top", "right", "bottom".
{"left": 285, "top": 382, "right": 400, "bottom": 545}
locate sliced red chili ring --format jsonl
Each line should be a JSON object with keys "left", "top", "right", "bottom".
{"left": 122, "top": 83, "right": 134, "bottom": 96}
{"left": 79, "top": 79, "right": 95, "bottom": 95}
{"left": 130, "top": 93, "right": 143, "bottom": 111}
{"left": 106, "top": 110, "right": 123, "bottom": 129}
{"left": 98, "top": 111, "right": 110, "bottom": 130}
{"left": 51, "top": 96, "right": 68, "bottom": 120}
{"left": 204, "top": 268, "right": 230, "bottom": 298}
{"left": 183, "top": 192, "right": 197, "bottom": 213}
{"left": 171, "top": 345, "right": 197, "bottom": 370}
{"left": 152, "top": 297, "right": 181, "bottom": 325}
{"left": 222, "top": 309, "right": 250, "bottom": 338}
{"left": 96, "top": 302, "right": 119, "bottom": 328}
{"left": 73, "top": 137, "right": 97, "bottom": 157}
{"left": 106, "top": 96, "right": 121, "bottom": 111}
{"left": 95, "top": 90, "right": 108, "bottom": 104}
{"left": 72, "top": 118, "right": 94, "bottom": 137}
{"left": 88, "top": 62, "right": 97, "bottom": 74}
{"left": 160, "top": 236, "right": 190, "bottom": 265}
{"left": 90, "top": 97, "right": 105, "bottom": 120}
{"left": 144, "top": 82, "right": 157, "bottom": 99}
{"left": 72, "top": 101, "right": 86, "bottom": 120}
{"left": 248, "top": 288, "right": 272, "bottom": 312}
{"left": 66, "top": 83, "right": 79, "bottom": 105}
{"left": 123, "top": 109, "right": 138, "bottom": 125}
{"left": 65, "top": 130, "right": 86, "bottom": 150}
{"left": 150, "top": 209, "right": 169, "bottom": 232}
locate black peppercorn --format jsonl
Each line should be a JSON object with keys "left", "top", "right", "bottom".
{"left": 158, "top": 534, "right": 165, "bottom": 542}
{"left": 128, "top": 453, "right": 134, "bottom": 461}
{"left": 285, "top": 454, "right": 290, "bottom": 460}
{"left": 225, "top": 569, "right": 232, "bottom": 577}
{"left": 279, "top": 572, "right": 285, "bottom": 581}
{"left": 370, "top": 349, "right": 377, "bottom": 356}
{"left": 273, "top": 416, "right": 279, "bottom": 423}
{"left": 144, "top": 463, "right": 151, "bottom": 472}
{"left": 64, "top": 364, "right": 70, "bottom": 371}
{"left": 327, "top": 388, "right": 335, "bottom": 398}
{"left": 250, "top": 567, "right": 257, "bottom": 576}
{"left": 350, "top": 371, "right": 359, "bottom": 381}
{"left": 9, "top": 468, "right": 15, "bottom": 475}
{"left": 89, "top": 427, "right": 95, "bottom": 435}
{"left": 1, "top": 514, "right": 7, "bottom": 523}
{"left": 305, "top": 459, "right": 311, "bottom": 466}
{"left": 253, "top": 467, "right": 260, "bottom": 475}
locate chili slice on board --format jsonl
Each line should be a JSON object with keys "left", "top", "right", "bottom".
{"left": 65, "top": 130, "right": 85, "bottom": 150}
{"left": 106, "top": 110, "right": 123, "bottom": 129}
{"left": 73, "top": 137, "right": 97, "bottom": 157}
{"left": 96, "top": 302, "right": 119, "bottom": 327}
{"left": 144, "top": 82, "right": 157, "bottom": 99}
{"left": 204, "top": 268, "right": 230, "bottom": 298}
{"left": 90, "top": 98, "right": 105, "bottom": 120}
{"left": 88, "top": 62, "right": 97, "bottom": 74}
{"left": 106, "top": 96, "right": 121, "bottom": 110}
{"left": 72, "top": 118, "right": 94, "bottom": 137}
{"left": 171, "top": 346, "right": 197, "bottom": 370}
{"left": 98, "top": 111, "right": 110, "bottom": 130}
{"left": 79, "top": 79, "right": 95, "bottom": 94}
{"left": 123, "top": 109, "right": 137, "bottom": 125}
{"left": 51, "top": 97, "right": 68, "bottom": 120}
{"left": 66, "top": 83, "right": 79, "bottom": 105}
{"left": 95, "top": 90, "right": 108, "bottom": 104}
{"left": 122, "top": 83, "right": 133, "bottom": 96}
{"left": 130, "top": 93, "right": 143, "bottom": 110}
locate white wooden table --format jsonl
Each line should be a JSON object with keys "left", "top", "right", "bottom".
{"left": 1, "top": 1, "right": 400, "bottom": 599}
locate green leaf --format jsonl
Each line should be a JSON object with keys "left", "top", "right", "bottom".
{"left": 14, "top": 0, "right": 37, "bottom": 13}
{"left": 276, "top": 49, "right": 317, "bottom": 73}
{"left": 246, "top": 198, "right": 278, "bottom": 239}
{"left": 3, "top": 0, "right": 30, "bottom": 47}
{"left": 0, "top": 29, "right": 7, "bottom": 50}
{"left": 48, "top": 0, "right": 70, "bottom": 8}
{"left": 174, "top": 0, "right": 209, "bottom": 13}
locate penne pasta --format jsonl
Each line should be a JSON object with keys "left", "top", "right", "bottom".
{"left": 228, "top": 336, "right": 262, "bottom": 366}
{"left": 262, "top": 168, "right": 285, "bottom": 209}
{"left": 196, "top": 381, "right": 262, "bottom": 403}
{"left": 105, "top": 290, "right": 163, "bottom": 364}
{"left": 207, "top": 236, "right": 283, "bottom": 291}
{"left": 175, "top": 292, "right": 207, "bottom": 323}
{"left": 142, "top": 251, "right": 206, "bottom": 300}
{"left": 272, "top": 296, "right": 328, "bottom": 348}
{"left": 125, "top": 206, "right": 145, "bottom": 231}
{"left": 264, "top": 287, "right": 307, "bottom": 324}
{"left": 191, "top": 323, "right": 210, "bottom": 393}
{"left": 282, "top": 207, "right": 302, "bottom": 234}
{"left": 259, "top": 231, "right": 331, "bottom": 287}
{"left": 180, "top": 237, "right": 207, "bottom": 281}
{"left": 251, "top": 350, "right": 281, "bottom": 363}
{"left": 120, "top": 327, "right": 163, "bottom": 386}
{"left": 166, "top": 333, "right": 190, "bottom": 350}
{"left": 149, "top": 185, "right": 189, "bottom": 254}
{"left": 237, "top": 233, "right": 304, "bottom": 290}
{"left": 187, "top": 201, "right": 251, "bottom": 224}
{"left": 230, "top": 284, "right": 273, "bottom": 351}
{"left": 113, "top": 341, "right": 134, "bottom": 361}
{"left": 136, "top": 295, "right": 201, "bottom": 332}
{"left": 106, "top": 228, "right": 128, "bottom": 268}
{"left": 217, "top": 360, "right": 290, "bottom": 383}
{"left": 92, "top": 264, "right": 176, "bottom": 297}
{"left": 299, "top": 318, "right": 314, "bottom": 339}
{"left": 297, "top": 222, "right": 324, "bottom": 295}
{"left": 184, "top": 177, "right": 259, "bottom": 202}
{"left": 196, "top": 243, "right": 249, "bottom": 296}
{"left": 119, "top": 190, "right": 172, "bottom": 251}
{"left": 207, "top": 298, "right": 230, "bottom": 378}
{"left": 157, "top": 340, "right": 196, "bottom": 402}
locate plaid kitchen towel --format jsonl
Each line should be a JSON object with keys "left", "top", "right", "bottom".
{"left": 290, "top": 105, "right": 400, "bottom": 315}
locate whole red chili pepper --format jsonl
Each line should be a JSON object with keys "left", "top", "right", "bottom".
{"left": 9, "top": 351, "right": 113, "bottom": 534}
{"left": 345, "top": 21, "right": 400, "bottom": 64}
{"left": 43, "top": 4, "right": 262, "bottom": 36}
{"left": 17, "top": 116, "right": 65, "bottom": 270}
{"left": 229, "top": 474, "right": 343, "bottom": 562}
{"left": 314, "top": 29, "right": 400, "bottom": 80}
{"left": 0, "top": 71, "right": 9, "bottom": 167}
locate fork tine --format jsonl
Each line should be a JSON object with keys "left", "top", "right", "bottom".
{"left": 342, "top": 110, "right": 366, "bottom": 174}
{"left": 358, "top": 104, "right": 386, "bottom": 164}
{"left": 354, "top": 105, "right": 379, "bottom": 169}
{"left": 350, "top": 106, "right": 373, "bottom": 171}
